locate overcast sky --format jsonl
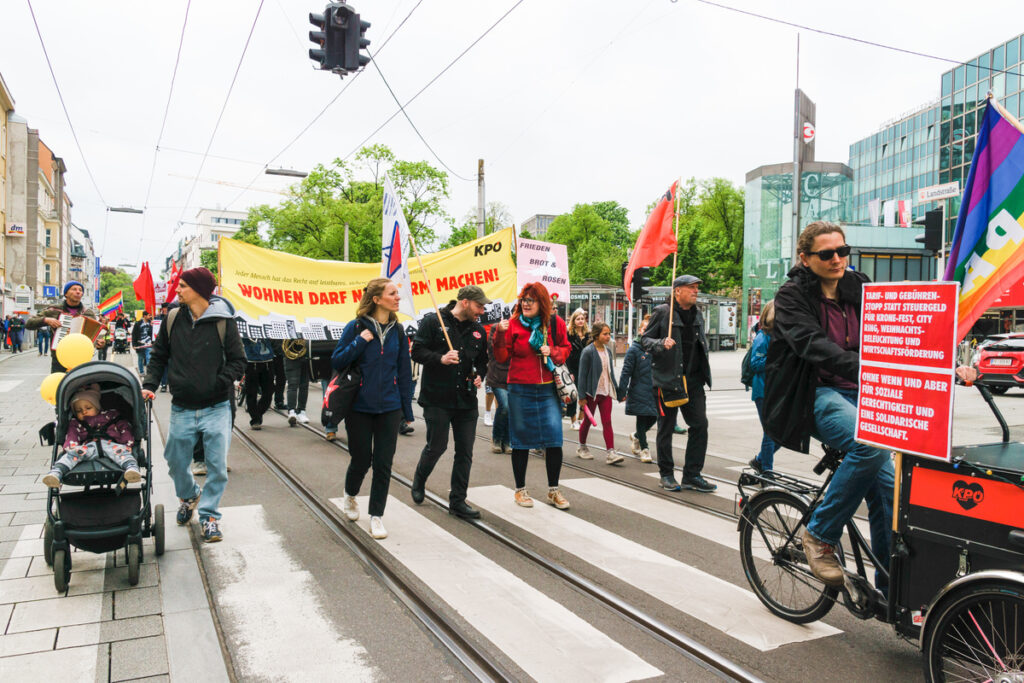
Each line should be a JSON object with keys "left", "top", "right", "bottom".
{"left": 1, "top": 0, "right": 1021, "bottom": 274}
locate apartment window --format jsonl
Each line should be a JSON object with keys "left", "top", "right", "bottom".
{"left": 45, "top": 229, "right": 51, "bottom": 247}
{"left": 44, "top": 264, "right": 51, "bottom": 283}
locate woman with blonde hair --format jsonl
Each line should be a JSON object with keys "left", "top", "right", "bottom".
{"left": 332, "top": 277, "right": 414, "bottom": 540}
{"left": 565, "top": 308, "right": 590, "bottom": 429}
{"left": 748, "top": 300, "right": 780, "bottom": 476}
{"left": 493, "top": 283, "right": 573, "bottom": 509}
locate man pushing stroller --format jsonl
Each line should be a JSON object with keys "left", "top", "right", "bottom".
{"left": 42, "top": 387, "right": 141, "bottom": 489}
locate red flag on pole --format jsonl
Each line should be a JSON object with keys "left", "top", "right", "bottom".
{"left": 165, "top": 261, "right": 182, "bottom": 303}
{"left": 133, "top": 262, "right": 157, "bottom": 314}
{"left": 624, "top": 180, "right": 679, "bottom": 301}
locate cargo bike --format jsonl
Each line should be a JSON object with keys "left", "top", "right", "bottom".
{"left": 737, "top": 382, "right": 1024, "bottom": 682}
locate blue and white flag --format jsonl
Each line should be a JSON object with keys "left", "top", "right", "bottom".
{"left": 381, "top": 174, "right": 416, "bottom": 318}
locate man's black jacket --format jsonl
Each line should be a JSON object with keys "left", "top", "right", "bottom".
{"left": 640, "top": 301, "right": 712, "bottom": 391}
{"left": 411, "top": 304, "right": 488, "bottom": 410}
{"left": 764, "top": 266, "right": 869, "bottom": 452}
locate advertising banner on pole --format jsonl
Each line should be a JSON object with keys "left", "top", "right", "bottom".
{"left": 219, "top": 228, "right": 518, "bottom": 339}
{"left": 515, "top": 237, "right": 569, "bottom": 301}
{"left": 855, "top": 282, "right": 959, "bottom": 461}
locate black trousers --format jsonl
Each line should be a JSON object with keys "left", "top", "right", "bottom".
{"left": 345, "top": 409, "right": 402, "bottom": 517}
{"left": 272, "top": 353, "right": 286, "bottom": 404}
{"left": 634, "top": 415, "right": 658, "bottom": 450}
{"left": 415, "top": 405, "right": 477, "bottom": 504}
{"left": 245, "top": 361, "right": 274, "bottom": 423}
{"left": 654, "top": 383, "right": 708, "bottom": 479}
{"left": 284, "top": 357, "right": 309, "bottom": 411}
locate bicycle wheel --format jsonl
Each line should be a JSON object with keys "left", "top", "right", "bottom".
{"left": 923, "top": 582, "right": 1024, "bottom": 682}
{"left": 739, "top": 491, "right": 838, "bottom": 623}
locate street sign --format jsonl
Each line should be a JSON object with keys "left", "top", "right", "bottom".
{"left": 855, "top": 282, "right": 959, "bottom": 461}
{"left": 802, "top": 122, "right": 815, "bottom": 143}
{"left": 917, "top": 181, "right": 961, "bottom": 203}
{"left": 5, "top": 221, "right": 25, "bottom": 236}
{"left": 42, "top": 285, "right": 58, "bottom": 298}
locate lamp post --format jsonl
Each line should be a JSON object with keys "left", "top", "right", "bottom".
{"left": 265, "top": 168, "right": 308, "bottom": 178}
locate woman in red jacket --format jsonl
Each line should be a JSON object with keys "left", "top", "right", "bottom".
{"left": 493, "top": 283, "right": 572, "bottom": 509}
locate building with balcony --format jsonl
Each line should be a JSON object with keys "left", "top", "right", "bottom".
{"left": 69, "top": 224, "right": 96, "bottom": 307}
{"left": 0, "top": 73, "right": 13, "bottom": 315}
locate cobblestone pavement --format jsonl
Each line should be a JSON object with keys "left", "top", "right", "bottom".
{"left": 0, "top": 351, "right": 230, "bottom": 682}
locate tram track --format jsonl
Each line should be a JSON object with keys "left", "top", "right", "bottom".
{"left": 252, "top": 411, "right": 763, "bottom": 683}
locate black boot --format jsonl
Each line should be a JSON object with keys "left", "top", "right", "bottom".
{"left": 449, "top": 500, "right": 481, "bottom": 519}
{"left": 410, "top": 472, "right": 425, "bottom": 505}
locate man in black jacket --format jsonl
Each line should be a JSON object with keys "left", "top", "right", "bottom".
{"left": 764, "top": 221, "right": 894, "bottom": 590}
{"left": 141, "top": 267, "right": 246, "bottom": 544}
{"left": 131, "top": 311, "right": 154, "bottom": 376}
{"left": 410, "top": 286, "right": 490, "bottom": 519}
{"left": 640, "top": 275, "right": 715, "bottom": 493}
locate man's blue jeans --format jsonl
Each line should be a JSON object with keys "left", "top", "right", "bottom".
{"left": 137, "top": 347, "right": 151, "bottom": 375}
{"left": 807, "top": 386, "right": 895, "bottom": 582}
{"left": 491, "top": 386, "right": 509, "bottom": 446}
{"left": 164, "top": 401, "right": 231, "bottom": 522}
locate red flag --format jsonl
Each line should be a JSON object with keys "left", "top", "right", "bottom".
{"left": 133, "top": 262, "right": 157, "bottom": 314}
{"left": 165, "top": 261, "right": 182, "bottom": 303}
{"left": 624, "top": 180, "right": 679, "bottom": 301}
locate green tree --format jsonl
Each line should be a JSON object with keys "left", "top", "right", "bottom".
{"left": 543, "top": 202, "right": 634, "bottom": 285}
{"left": 99, "top": 268, "right": 142, "bottom": 316}
{"left": 200, "top": 250, "right": 219, "bottom": 275}
{"left": 238, "top": 145, "right": 454, "bottom": 263}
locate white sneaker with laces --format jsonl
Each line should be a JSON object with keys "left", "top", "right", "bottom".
{"left": 570, "top": 419, "right": 580, "bottom": 430}
{"left": 629, "top": 432, "right": 641, "bottom": 455}
{"left": 484, "top": 410, "right": 494, "bottom": 426}
{"left": 639, "top": 448, "right": 653, "bottom": 463}
{"left": 370, "top": 516, "right": 387, "bottom": 539}
{"left": 297, "top": 411, "right": 310, "bottom": 425}
{"left": 576, "top": 444, "right": 593, "bottom": 460}
{"left": 287, "top": 410, "right": 297, "bottom": 426}
{"left": 342, "top": 495, "right": 359, "bottom": 521}
{"left": 606, "top": 449, "right": 624, "bottom": 465}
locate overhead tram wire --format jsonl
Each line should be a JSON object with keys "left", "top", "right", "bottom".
{"left": 135, "top": 0, "right": 193, "bottom": 266}
{"left": 369, "top": 52, "right": 472, "bottom": 181}
{"left": 223, "top": 0, "right": 427, "bottom": 211}
{"left": 686, "top": 0, "right": 1024, "bottom": 78}
{"left": 341, "top": 0, "right": 527, "bottom": 163}
{"left": 168, "top": 0, "right": 266, "bottom": 257}
{"left": 26, "top": 0, "right": 110, "bottom": 242}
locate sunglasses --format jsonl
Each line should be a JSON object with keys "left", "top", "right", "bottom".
{"left": 807, "top": 245, "right": 851, "bottom": 260}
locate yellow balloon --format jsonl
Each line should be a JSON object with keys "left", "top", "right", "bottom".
{"left": 56, "top": 333, "right": 95, "bottom": 370}
{"left": 40, "top": 372, "right": 65, "bottom": 406}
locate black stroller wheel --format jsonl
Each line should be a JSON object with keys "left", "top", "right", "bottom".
{"left": 53, "top": 549, "right": 70, "bottom": 593}
{"left": 43, "top": 518, "right": 53, "bottom": 567}
{"left": 153, "top": 504, "right": 165, "bottom": 556}
{"left": 127, "top": 544, "right": 141, "bottom": 586}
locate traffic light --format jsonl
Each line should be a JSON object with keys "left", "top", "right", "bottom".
{"left": 308, "top": 3, "right": 370, "bottom": 76}
{"left": 914, "top": 209, "right": 943, "bottom": 253}
{"left": 632, "top": 267, "right": 652, "bottom": 300}
{"left": 344, "top": 12, "right": 372, "bottom": 71}
{"left": 308, "top": 10, "right": 329, "bottom": 68}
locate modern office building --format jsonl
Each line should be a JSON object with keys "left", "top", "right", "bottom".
{"left": 177, "top": 208, "right": 246, "bottom": 269}
{"left": 521, "top": 213, "right": 557, "bottom": 239}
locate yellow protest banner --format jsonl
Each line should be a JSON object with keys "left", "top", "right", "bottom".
{"left": 219, "top": 227, "right": 518, "bottom": 339}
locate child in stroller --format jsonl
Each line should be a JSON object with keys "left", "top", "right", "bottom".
{"left": 42, "top": 386, "right": 141, "bottom": 488}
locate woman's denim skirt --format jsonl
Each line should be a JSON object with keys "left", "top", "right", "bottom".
{"left": 508, "top": 382, "right": 563, "bottom": 450}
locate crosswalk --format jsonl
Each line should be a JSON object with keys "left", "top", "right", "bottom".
{"left": 705, "top": 392, "right": 759, "bottom": 421}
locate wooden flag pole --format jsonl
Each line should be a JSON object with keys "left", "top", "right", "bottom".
{"left": 407, "top": 232, "right": 454, "bottom": 351}
{"left": 667, "top": 177, "right": 682, "bottom": 329}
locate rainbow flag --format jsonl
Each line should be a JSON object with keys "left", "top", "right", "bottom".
{"left": 944, "top": 99, "right": 1024, "bottom": 341}
{"left": 98, "top": 291, "right": 124, "bottom": 318}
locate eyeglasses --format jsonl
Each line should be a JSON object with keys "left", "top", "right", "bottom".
{"left": 807, "top": 245, "right": 851, "bottom": 260}
{"left": 521, "top": 298, "right": 537, "bottom": 305}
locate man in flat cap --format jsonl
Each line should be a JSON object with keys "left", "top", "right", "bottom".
{"left": 641, "top": 274, "right": 715, "bottom": 492}
{"left": 409, "top": 285, "right": 491, "bottom": 519}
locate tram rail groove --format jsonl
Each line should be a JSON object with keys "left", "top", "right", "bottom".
{"left": 276, "top": 413, "right": 763, "bottom": 683}
{"left": 233, "top": 427, "right": 512, "bottom": 683}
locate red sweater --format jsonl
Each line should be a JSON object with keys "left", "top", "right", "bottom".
{"left": 494, "top": 315, "right": 571, "bottom": 385}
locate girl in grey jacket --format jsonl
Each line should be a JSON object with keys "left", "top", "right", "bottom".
{"left": 576, "top": 323, "right": 624, "bottom": 465}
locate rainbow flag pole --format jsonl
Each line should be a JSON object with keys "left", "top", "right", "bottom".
{"left": 98, "top": 291, "right": 124, "bottom": 318}
{"left": 944, "top": 95, "right": 1024, "bottom": 342}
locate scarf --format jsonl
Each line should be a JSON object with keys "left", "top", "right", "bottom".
{"left": 520, "top": 313, "right": 554, "bottom": 371}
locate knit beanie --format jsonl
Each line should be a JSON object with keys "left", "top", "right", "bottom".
{"left": 71, "top": 388, "right": 102, "bottom": 413}
{"left": 64, "top": 281, "right": 84, "bottom": 295}
{"left": 180, "top": 267, "right": 217, "bottom": 301}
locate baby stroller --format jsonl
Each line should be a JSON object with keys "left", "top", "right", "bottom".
{"left": 38, "top": 361, "right": 164, "bottom": 592}
{"left": 112, "top": 327, "right": 129, "bottom": 355}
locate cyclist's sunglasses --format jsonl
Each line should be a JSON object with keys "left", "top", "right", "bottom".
{"left": 807, "top": 245, "right": 851, "bottom": 260}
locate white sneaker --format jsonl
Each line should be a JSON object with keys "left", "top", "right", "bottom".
{"left": 191, "top": 461, "right": 207, "bottom": 476}
{"left": 297, "top": 411, "right": 310, "bottom": 425}
{"left": 639, "top": 448, "right": 653, "bottom": 463}
{"left": 342, "top": 495, "right": 359, "bottom": 521}
{"left": 576, "top": 444, "right": 593, "bottom": 460}
{"left": 484, "top": 410, "right": 494, "bottom": 426}
{"left": 370, "top": 516, "right": 387, "bottom": 539}
{"left": 570, "top": 420, "right": 580, "bottom": 430}
{"left": 606, "top": 449, "right": 624, "bottom": 466}
{"left": 629, "top": 432, "right": 641, "bottom": 455}
{"left": 287, "top": 410, "right": 297, "bottom": 426}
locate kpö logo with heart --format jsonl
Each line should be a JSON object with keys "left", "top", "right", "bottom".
{"left": 952, "top": 480, "right": 985, "bottom": 510}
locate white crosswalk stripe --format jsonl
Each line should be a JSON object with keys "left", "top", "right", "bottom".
{"left": 339, "top": 496, "right": 663, "bottom": 682}
{"left": 0, "top": 380, "right": 24, "bottom": 393}
{"left": 205, "top": 505, "right": 379, "bottom": 680}
{"left": 706, "top": 395, "right": 758, "bottom": 420}
{"left": 469, "top": 484, "right": 839, "bottom": 651}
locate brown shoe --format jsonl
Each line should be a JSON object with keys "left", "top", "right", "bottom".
{"left": 514, "top": 488, "right": 534, "bottom": 507}
{"left": 801, "top": 529, "right": 844, "bottom": 587}
{"left": 546, "top": 488, "right": 570, "bottom": 510}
